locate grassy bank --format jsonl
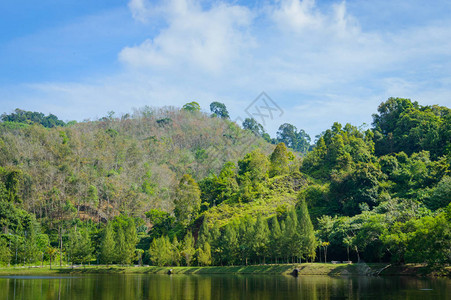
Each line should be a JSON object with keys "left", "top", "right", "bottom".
{"left": 0, "top": 263, "right": 449, "bottom": 277}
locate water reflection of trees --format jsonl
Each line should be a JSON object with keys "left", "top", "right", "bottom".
{"left": 0, "top": 274, "right": 450, "bottom": 299}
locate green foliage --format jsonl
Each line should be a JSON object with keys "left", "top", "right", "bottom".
{"left": 285, "top": 209, "right": 303, "bottom": 261}
{"left": 100, "top": 222, "right": 115, "bottom": 265}
{"left": 0, "top": 100, "right": 449, "bottom": 268}
{"left": 174, "top": 174, "right": 201, "bottom": 226}
{"left": 269, "top": 143, "right": 290, "bottom": 177}
{"left": 383, "top": 213, "right": 451, "bottom": 265}
{"left": 197, "top": 242, "right": 212, "bottom": 266}
{"left": 181, "top": 231, "right": 195, "bottom": 266}
{"left": 199, "top": 162, "right": 239, "bottom": 207}
{"left": 425, "top": 176, "right": 451, "bottom": 211}
{"left": 0, "top": 106, "right": 274, "bottom": 226}
{"left": 182, "top": 101, "right": 201, "bottom": 112}
{"left": 269, "top": 216, "right": 282, "bottom": 261}
{"left": 210, "top": 102, "right": 229, "bottom": 119}
{"left": 297, "top": 198, "right": 317, "bottom": 261}
{"left": 1, "top": 108, "right": 65, "bottom": 128}
{"left": 222, "top": 223, "right": 239, "bottom": 265}
{"left": 238, "top": 150, "right": 269, "bottom": 201}
{"left": 148, "top": 236, "right": 172, "bottom": 266}
{"left": 0, "top": 238, "right": 12, "bottom": 265}
{"left": 146, "top": 209, "right": 176, "bottom": 239}
{"left": 373, "top": 98, "right": 450, "bottom": 158}
{"left": 301, "top": 122, "right": 374, "bottom": 181}
{"left": 196, "top": 219, "right": 210, "bottom": 249}
{"left": 252, "top": 214, "right": 270, "bottom": 261}
{"left": 115, "top": 226, "right": 127, "bottom": 264}
{"left": 67, "top": 228, "right": 93, "bottom": 265}
{"left": 276, "top": 123, "right": 311, "bottom": 153}
{"left": 156, "top": 118, "right": 172, "bottom": 127}
{"left": 108, "top": 216, "right": 139, "bottom": 265}
{"left": 242, "top": 118, "right": 266, "bottom": 137}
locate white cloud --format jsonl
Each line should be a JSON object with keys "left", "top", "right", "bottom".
{"left": 3, "top": 0, "right": 451, "bottom": 137}
{"left": 120, "top": 0, "right": 253, "bottom": 73}
{"left": 272, "top": 0, "right": 322, "bottom": 32}
{"left": 128, "top": 0, "right": 153, "bottom": 23}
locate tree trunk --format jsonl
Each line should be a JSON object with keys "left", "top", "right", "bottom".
{"left": 355, "top": 246, "right": 360, "bottom": 263}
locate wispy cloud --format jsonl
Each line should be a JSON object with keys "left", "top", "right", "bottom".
{"left": 121, "top": 0, "right": 253, "bottom": 73}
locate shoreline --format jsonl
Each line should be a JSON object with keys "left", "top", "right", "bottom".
{"left": 0, "top": 263, "right": 449, "bottom": 277}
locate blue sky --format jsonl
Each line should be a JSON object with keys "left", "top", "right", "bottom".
{"left": 1, "top": 0, "right": 450, "bottom": 137}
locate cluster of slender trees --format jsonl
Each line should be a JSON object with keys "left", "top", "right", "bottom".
{"left": 148, "top": 199, "right": 316, "bottom": 267}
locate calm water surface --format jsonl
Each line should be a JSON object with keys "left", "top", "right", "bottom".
{"left": 0, "top": 274, "right": 450, "bottom": 299}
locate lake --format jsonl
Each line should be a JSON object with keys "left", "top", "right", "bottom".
{"left": 0, "top": 273, "right": 450, "bottom": 299}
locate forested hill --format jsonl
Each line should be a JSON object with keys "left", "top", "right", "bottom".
{"left": 0, "top": 98, "right": 450, "bottom": 268}
{"left": 0, "top": 105, "right": 274, "bottom": 219}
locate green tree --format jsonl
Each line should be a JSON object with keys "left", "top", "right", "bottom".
{"left": 210, "top": 223, "right": 222, "bottom": 265}
{"left": 181, "top": 231, "right": 196, "bottom": 266}
{"left": 426, "top": 176, "right": 451, "bottom": 210}
{"left": 148, "top": 236, "right": 172, "bottom": 266}
{"left": 24, "top": 224, "right": 40, "bottom": 265}
{"left": 36, "top": 233, "right": 50, "bottom": 267}
{"left": 242, "top": 118, "right": 266, "bottom": 137}
{"left": 405, "top": 214, "right": 451, "bottom": 264}
{"left": 46, "top": 247, "right": 58, "bottom": 269}
{"left": 182, "top": 101, "right": 201, "bottom": 112}
{"left": 67, "top": 227, "right": 93, "bottom": 265}
{"left": 124, "top": 218, "right": 139, "bottom": 264}
{"left": 222, "top": 223, "right": 239, "bottom": 265}
{"left": 199, "top": 162, "right": 239, "bottom": 207}
{"left": 372, "top": 98, "right": 450, "bottom": 158}
{"left": 171, "top": 236, "right": 181, "bottom": 266}
{"left": 0, "top": 238, "right": 11, "bottom": 266}
{"left": 281, "top": 209, "right": 300, "bottom": 263}
{"left": 238, "top": 150, "right": 269, "bottom": 201}
{"left": 238, "top": 216, "right": 255, "bottom": 265}
{"left": 269, "top": 216, "right": 282, "bottom": 263}
{"left": 210, "top": 102, "right": 230, "bottom": 119}
{"left": 269, "top": 143, "right": 290, "bottom": 177}
{"left": 115, "top": 226, "right": 127, "bottom": 264}
{"left": 146, "top": 209, "right": 175, "bottom": 239}
{"left": 135, "top": 249, "right": 144, "bottom": 266}
{"left": 1, "top": 108, "right": 65, "bottom": 128}
{"left": 276, "top": 123, "right": 311, "bottom": 153}
{"left": 253, "top": 214, "right": 270, "bottom": 264}
{"left": 100, "top": 222, "right": 116, "bottom": 266}
{"left": 297, "top": 198, "right": 317, "bottom": 262}
{"left": 196, "top": 219, "right": 210, "bottom": 249}
{"left": 174, "top": 174, "right": 201, "bottom": 226}
{"left": 197, "top": 242, "right": 212, "bottom": 266}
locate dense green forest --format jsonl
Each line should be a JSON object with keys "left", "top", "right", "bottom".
{"left": 0, "top": 98, "right": 450, "bottom": 268}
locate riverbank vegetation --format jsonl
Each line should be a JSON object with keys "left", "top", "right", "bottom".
{"left": 0, "top": 98, "right": 450, "bottom": 272}
{"left": 1, "top": 263, "right": 449, "bottom": 277}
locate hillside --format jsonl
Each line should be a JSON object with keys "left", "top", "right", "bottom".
{"left": 0, "top": 98, "right": 450, "bottom": 269}
{"left": 0, "top": 107, "right": 273, "bottom": 222}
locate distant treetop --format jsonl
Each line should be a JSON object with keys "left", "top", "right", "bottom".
{"left": 182, "top": 102, "right": 201, "bottom": 112}
{"left": 210, "top": 102, "right": 229, "bottom": 119}
{"left": 1, "top": 108, "right": 65, "bottom": 128}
